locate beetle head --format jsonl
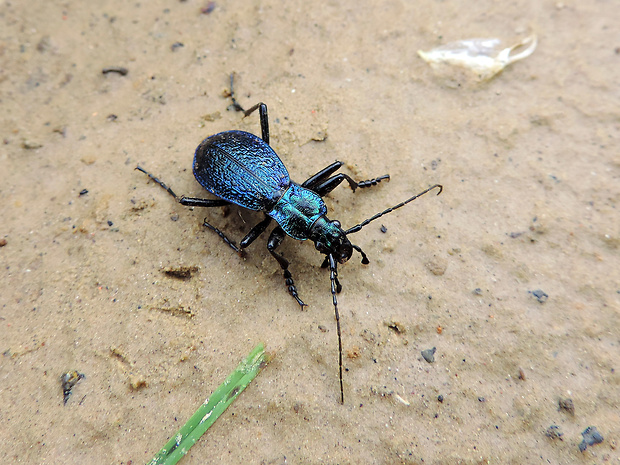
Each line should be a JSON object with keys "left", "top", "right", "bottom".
{"left": 310, "top": 218, "right": 353, "bottom": 264}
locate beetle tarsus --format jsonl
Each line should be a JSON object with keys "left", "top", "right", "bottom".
{"left": 202, "top": 219, "right": 242, "bottom": 255}
{"left": 284, "top": 269, "right": 307, "bottom": 309}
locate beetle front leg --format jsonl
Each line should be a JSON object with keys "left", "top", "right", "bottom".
{"left": 299, "top": 162, "right": 390, "bottom": 196}
{"left": 313, "top": 173, "right": 390, "bottom": 197}
{"left": 302, "top": 161, "right": 345, "bottom": 190}
{"left": 267, "top": 227, "right": 307, "bottom": 309}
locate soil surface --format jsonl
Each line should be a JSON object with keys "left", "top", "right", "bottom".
{"left": 1, "top": 1, "right": 618, "bottom": 464}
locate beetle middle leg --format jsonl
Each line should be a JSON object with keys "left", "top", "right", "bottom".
{"left": 302, "top": 161, "right": 390, "bottom": 196}
{"left": 267, "top": 226, "right": 306, "bottom": 309}
{"left": 240, "top": 216, "right": 272, "bottom": 248}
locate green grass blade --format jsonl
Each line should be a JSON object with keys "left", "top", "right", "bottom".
{"left": 147, "top": 343, "right": 268, "bottom": 465}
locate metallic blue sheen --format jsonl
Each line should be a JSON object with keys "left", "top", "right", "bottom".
{"left": 268, "top": 183, "right": 327, "bottom": 240}
{"left": 193, "top": 130, "right": 289, "bottom": 211}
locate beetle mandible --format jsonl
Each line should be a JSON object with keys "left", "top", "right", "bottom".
{"left": 136, "top": 76, "right": 442, "bottom": 403}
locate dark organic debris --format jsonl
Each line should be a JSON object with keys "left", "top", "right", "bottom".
{"left": 421, "top": 347, "right": 436, "bottom": 364}
{"left": 385, "top": 319, "right": 405, "bottom": 334}
{"left": 61, "top": 370, "right": 85, "bottom": 405}
{"left": 162, "top": 265, "right": 199, "bottom": 280}
{"left": 530, "top": 289, "right": 548, "bottom": 303}
{"left": 437, "top": 395, "right": 444, "bottom": 403}
{"left": 558, "top": 397, "right": 575, "bottom": 416}
{"left": 21, "top": 140, "right": 43, "bottom": 150}
{"left": 545, "top": 425, "right": 563, "bottom": 441}
{"left": 171, "top": 42, "right": 184, "bottom": 51}
{"left": 380, "top": 225, "right": 387, "bottom": 233}
{"left": 79, "top": 188, "right": 88, "bottom": 196}
{"left": 579, "top": 426, "right": 604, "bottom": 452}
{"left": 102, "top": 67, "right": 128, "bottom": 76}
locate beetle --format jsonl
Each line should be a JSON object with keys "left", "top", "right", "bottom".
{"left": 136, "top": 77, "right": 442, "bottom": 403}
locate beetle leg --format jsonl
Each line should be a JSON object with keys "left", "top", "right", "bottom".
{"left": 179, "top": 197, "right": 231, "bottom": 208}
{"left": 202, "top": 219, "right": 244, "bottom": 255}
{"left": 240, "top": 103, "right": 269, "bottom": 144}
{"left": 302, "top": 161, "right": 345, "bottom": 189}
{"left": 312, "top": 173, "right": 390, "bottom": 197}
{"left": 136, "top": 166, "right": 232, "bottom": 208}
{"left": 298, "top": 161, "right": 390, "bottom": 195}
{"left": 267, "top": 227, "right": 307, "bottom": 309}
{"left": 240, "top": 216, "right": 272, "bottom": 248}
{"left": 228, "top": 73, "right": 245, "bottom": 112}
{"left": 228, "top": 74, "right": 270, "bottom": 144}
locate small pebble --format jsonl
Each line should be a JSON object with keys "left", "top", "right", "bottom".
{"left": 380, "top": 225, "right": 387, "bottom": 233}
{"left": 426, "top": 258, "right": 447, "bottom": 276}
{"left": 200, "top": 1, "right": 216, "bottom": 14}
{"left": 579, "top": 426, "right": 604, "bottom": 452}
{"left": 531, "top": 289, "right": 548, "bottom": 303}
{"left": 545, "top": 425, "right": 563, "bottom": 440}
{"left": 437, "top": 395, "right": 444, "bottom": 403}
{"left": 421, "top": 347, "right": 436, "bottom": 363}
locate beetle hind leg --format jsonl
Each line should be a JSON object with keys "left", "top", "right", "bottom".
{"left": 267, "top": 227, "right": 307, "bottom": 309}
{"left": 228, "top": 73, "right": 270, "bottom": 144}
{"left": 202, "top": 218, "right": 244, "bottom": 256}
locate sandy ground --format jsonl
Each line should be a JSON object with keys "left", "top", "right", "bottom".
{"left": 1, "top": 0, "right": 619, "bottom": 464}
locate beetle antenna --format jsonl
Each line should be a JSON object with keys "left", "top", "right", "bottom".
{"left": 345, "top": 184, "right": 442, "bottom": 235}
{"left": 328, "top": 254, "right": 345, "bottom": 404}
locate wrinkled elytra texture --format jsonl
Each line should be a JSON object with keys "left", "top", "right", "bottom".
{"left": 194, "top": 131, "right": 289, "bottom": 211}
{"left": 193, "top": 130, "right": 327, "bottom": 240}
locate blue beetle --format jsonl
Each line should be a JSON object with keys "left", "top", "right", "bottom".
{"left": 136, "top": 81, "right": 441, "bottom": 403}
